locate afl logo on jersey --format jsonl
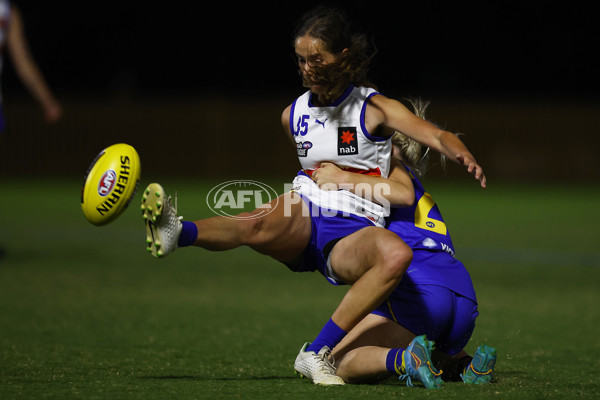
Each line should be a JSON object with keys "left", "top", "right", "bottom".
{"left": 338, "top": 127, "right": 358, "bottom": 155}
{"left": 297, "top": 141, "right": 312, "bottom": 157}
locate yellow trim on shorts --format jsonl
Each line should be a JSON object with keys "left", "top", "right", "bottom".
{"left": 387, "top": 299, "right": 398, "bottom": 323}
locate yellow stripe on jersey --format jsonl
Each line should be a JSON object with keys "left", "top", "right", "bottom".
{"left": 414, "top": 192, "right": 448, "bottom": 235}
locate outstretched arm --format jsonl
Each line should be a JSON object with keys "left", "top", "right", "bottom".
{"left": 7, "top": 5, "right": 62, "bottom": 123}
{"left": 367, "top": 95, "right": 486, "bottom": 188}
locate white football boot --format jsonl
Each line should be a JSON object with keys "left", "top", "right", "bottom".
{"left": 294, "top": 343, "right": 345, "bottom": 385}
{"left": 141, "top": 183, "right": 182, "bottom": 258}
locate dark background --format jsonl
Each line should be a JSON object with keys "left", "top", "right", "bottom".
{"left": 0, "top": 1, "right": 598, "bottom": 181}
{"left": 9, "top": 1, "right": 597, "bottom": 99}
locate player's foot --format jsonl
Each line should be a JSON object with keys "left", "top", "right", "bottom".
{"left": 294, "top": 342, "right": 345, "bottom": 386}
{"left": 141, "top": 183, "right": 182, "bottom": 258}
{"left": 461, "top": 345, "right": 496, "bottom": 384}
{"left": 399, "top": 335, "right": 443, "bottom": 389}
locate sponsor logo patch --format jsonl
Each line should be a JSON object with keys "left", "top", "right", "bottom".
{"left": 297, "top": 141, "right": 313, "bottom": 157}
{"left": 338, "top": 127, "right": 358, "bottom": 155}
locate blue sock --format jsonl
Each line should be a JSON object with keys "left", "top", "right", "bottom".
{"left": 386, "top": 348, "right": 405, "bottom": 375}
{"left": 177, "top": 221, "right": 198, "bottom": 247}
{"left": 306, "top": 319, "right": 347, "bottom": 353}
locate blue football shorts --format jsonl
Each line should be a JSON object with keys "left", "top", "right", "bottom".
{"left": 372, "top": 280, "right": 479, "bottom": 355}
{"left": 284, "top": 193, "right": 376, "bottom": 285}
{"left": 285, "top": 193, "right": 478, "bottom": 355}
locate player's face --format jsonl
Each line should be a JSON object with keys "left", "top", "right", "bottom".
{"left": 294, "top": 35, "right": 339, "bottom": 95}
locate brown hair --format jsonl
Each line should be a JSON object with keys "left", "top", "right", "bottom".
{"left": 293, "top": 6, "right": 377, "bottom": 102}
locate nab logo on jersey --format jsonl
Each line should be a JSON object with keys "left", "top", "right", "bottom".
{"left": 338, "top": 127, "right": 358, "bottom": 155}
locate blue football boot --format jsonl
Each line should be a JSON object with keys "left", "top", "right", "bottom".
{"left": 399, "top": 335, "right": 443, "bottom": 389}
{"left": 461, "top": 344, "right": 496, "bottom": 384}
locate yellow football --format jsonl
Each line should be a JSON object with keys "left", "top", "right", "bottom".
{"left": 81, "top": 143, "right": 141, "bottom": 225}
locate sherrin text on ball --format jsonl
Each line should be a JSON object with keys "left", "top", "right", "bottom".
{"left": 81, "top": 143, "right": 141, "bottom": 225}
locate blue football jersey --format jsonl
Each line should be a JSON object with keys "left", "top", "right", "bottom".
{"left": 386, "top": 166, "right": 476, "bottom": 302}
{"left": 386, "top": 167, "right": 455, "bottom": 255}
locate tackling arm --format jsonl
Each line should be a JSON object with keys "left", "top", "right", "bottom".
{"left": 312, "top": 158, "right": 415, "bottom": 207}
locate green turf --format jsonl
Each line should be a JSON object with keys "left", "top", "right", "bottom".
{"left": 0, "top": 178, "right": 599, "bottom": 399}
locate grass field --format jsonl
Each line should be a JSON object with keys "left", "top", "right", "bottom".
{"left": 1, "top": 177, "right": 599, "bottom": 399}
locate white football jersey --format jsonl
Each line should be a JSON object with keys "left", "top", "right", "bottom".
{"left": 288, "top": 85, "right": 394, "bottom": 227}
{"left": 289, "top": 85, "right": 393, "bottom": 178}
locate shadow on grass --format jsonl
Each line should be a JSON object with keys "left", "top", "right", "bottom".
{"left": 139, "top": 374, "right": 415, "bottom": 387}
{"left": 140, "top": 375, "right": 298, "bottom": 381}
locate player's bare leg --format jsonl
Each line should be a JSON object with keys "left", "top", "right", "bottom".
{"left": 332, "top": 314, "right": 415, "bottom": 383}
{"left": 294, "top": 227, "right": 411, "bottom": 385}
{"left": 328, "top": 226, "right": 412, "bottom": 331}
{"left": 326, "top": 234, "right": 443, "bottom": 389}
{"left": 332, "top": 313, "right": 442, "bottom": 389}
{"left": 191, "top": 191, "right": 312, "bottom": 264}
{"left": 143, "top": 185, "right": 311, "bottom": 261}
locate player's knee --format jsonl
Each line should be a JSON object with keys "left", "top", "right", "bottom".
{"left": 378, "top": 239, "right": 412, "bottom": 282}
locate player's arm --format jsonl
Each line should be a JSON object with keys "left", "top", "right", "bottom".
{"left": 367, "top": 95, "right": 486, "bottom": 188}
{"left": 281, "top": 105, "right": 297, "bottom": 147}
{"left": 312, "top": 158, "right": 415, "bottom": 207}
{"left": 6, "top": 5, "right": 62, "bottom": 123}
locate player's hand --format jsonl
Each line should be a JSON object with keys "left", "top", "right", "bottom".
{"left": 313, "top": 162, "right": 344, "bottom": 190}
{"left": 456, "top": 154, "right": 486, "bottom": 188}
{"left": 43, "top": 101, "right": 63, "bottom": 124}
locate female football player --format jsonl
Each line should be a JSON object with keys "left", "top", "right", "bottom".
{"left": 142, "top": 5, "right": 486, "bottom": 388}
{"left": 311, "top": 100, "right": 496, "bottom": 387}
